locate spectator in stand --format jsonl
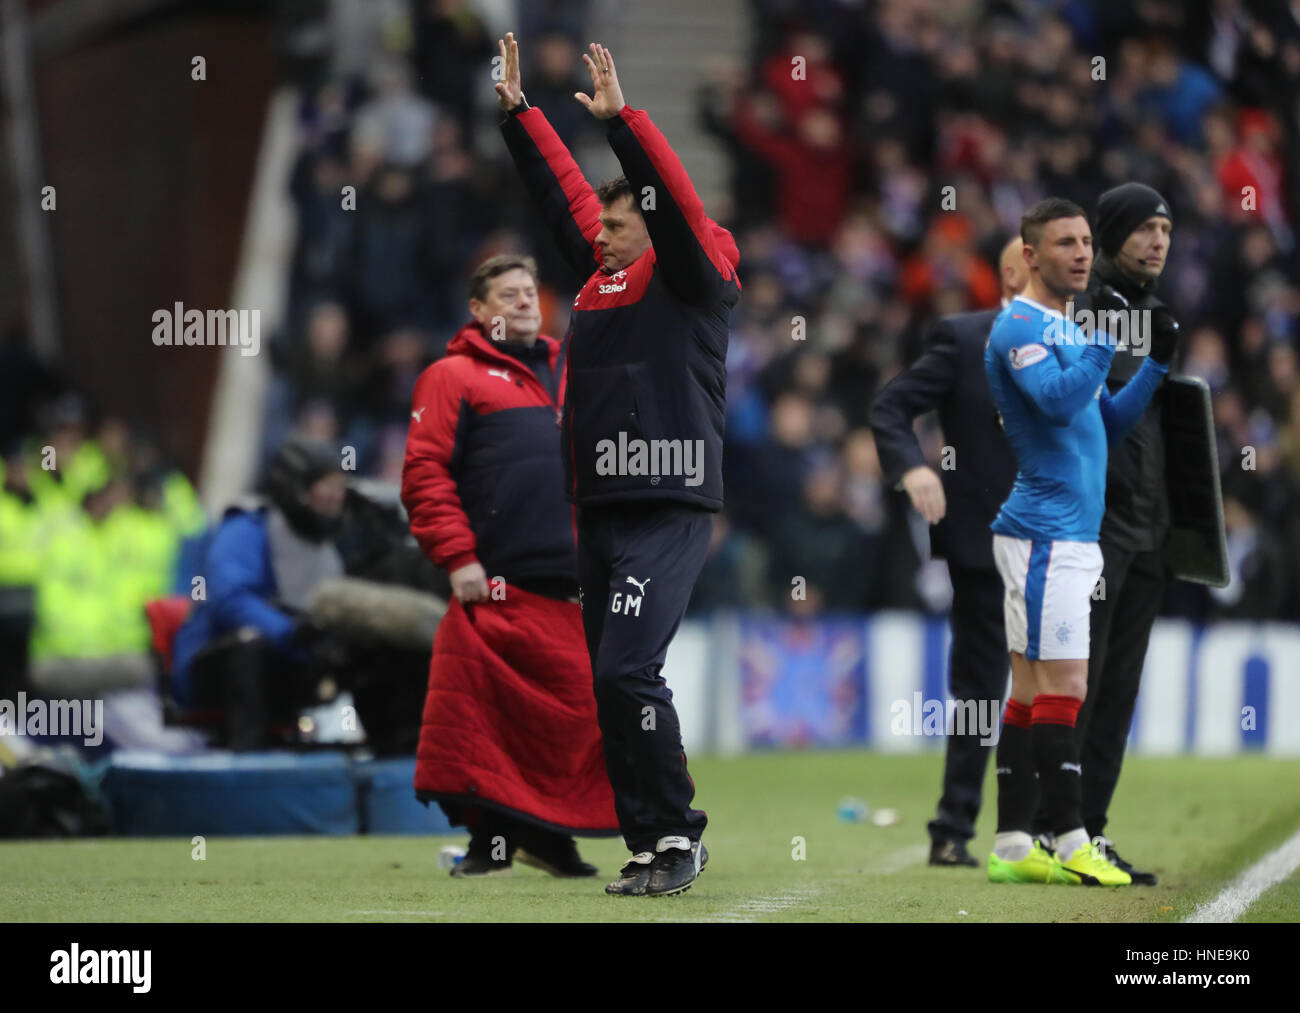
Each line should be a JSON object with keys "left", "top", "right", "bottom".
{"left": 420, "top": 119, "right": 501, "bottom": 333}
{"left": 733, "top": 91, "right": 853, "bottom": 247}
{"left": 266, "top": 299, "right": 363, "bottom": 473}
{"left": 522, "top": 32, "right": 598, "bottom": 152}
{"left": 353, "top": 57, "right": 438, "bottom": 168}
{"left": 898, "top": 215, "right": 1001, "bottom": 311}
{"left": 760, "top": 29, "right": 845, "bottom": 122}
{"left": 346, "top": 163, "right": 435, "bottom": 340}
{"left": 696, "top": 58, "right": 778, "bottom": 228}
{"left": 1136, "top": 38, "right": 1223, "bottom": 147}
{"left": 1213, "top": 108, "right": 1291, "bottom": 245}
{"left": 291, "top": 301, "right": 359, "bottom": 423}
{"left": 729, "top": 391, "right": 823, "bottom": 537}
{"left": 410, "top": 0, "right": 494, "bottom": 151}
{"left": 355, "top": 327, "right": 433, "bottom": 446}
{"left": 766, "top": 463, "right": 874, "bottom": 616}
{"left": 689, "top": 512, "right": 763, "bottom": 614}
{"left": 840, "top": 428, "right": 889, "bottom": 543}
{"left": 1210, "top": 479, "right": 1288, "bottom": 620}
{"left": 289, "top": 150, "right": 354, "bottom": 310}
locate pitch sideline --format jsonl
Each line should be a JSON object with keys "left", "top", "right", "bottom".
{"left": 1185, "top": 824, "right": 1300, "bottom": 923}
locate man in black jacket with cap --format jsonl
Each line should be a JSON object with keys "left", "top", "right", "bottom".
{"left": 1035, "top": 183, "right": 1183, "bottom": 885}
{"left": 869, "top": 237, "right": 1026, "bottom": 867}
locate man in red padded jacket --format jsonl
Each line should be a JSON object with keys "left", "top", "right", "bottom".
{"left": 402, "top": 253, "right": 617, "bottom": 878}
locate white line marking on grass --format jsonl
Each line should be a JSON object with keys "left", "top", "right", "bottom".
{"left": 649, "top": 842, "right": 928, "bottom": 923}
{"left": 348, "top": 910, "right": 445, "bottom": 918}
{"left": 704, "top": 888, "right": 820, "bottom": 923}
{"left": 1186, "top": 825, "right": 1300, "bottom": 923}
{"left": 870, "top": 843, "right": 929, "bottom": 874}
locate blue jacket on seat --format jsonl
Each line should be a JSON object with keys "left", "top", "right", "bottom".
{"left": 170, "top": 508, "right": 298, "bottom": 707}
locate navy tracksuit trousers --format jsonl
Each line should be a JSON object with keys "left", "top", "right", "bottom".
{"left": 576, "top": 501, "right": 710, "bottom": 854}
{"left": 927, "top": 564, "right": 1009, "bottom": 844}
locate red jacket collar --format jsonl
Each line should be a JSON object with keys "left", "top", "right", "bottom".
{"left": 446, "top": 321, "right": 560, "bottom": 371}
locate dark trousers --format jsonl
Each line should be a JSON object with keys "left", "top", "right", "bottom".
{"left": 928, "top": 564, "right": 1008, "bottom": 844}
{"left": 464, "top": 809, "right": 571, "bottom": 856}
{"left": 576, "top": 502, "right": 711, "bottom": 854}
{"left": 1078, "top": 542, "right": 1166, "bottom": 839}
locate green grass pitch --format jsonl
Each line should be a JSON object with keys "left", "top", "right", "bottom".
{"left": 3, "top": 750, "right": 1297, "bottom": 922}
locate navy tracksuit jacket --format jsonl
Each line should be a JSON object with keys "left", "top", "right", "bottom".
{"left": 401, "top": 320, "right": 574, "bottom": 589}
{"left": 501, "top": 102, "right": 741, "bottom": 852}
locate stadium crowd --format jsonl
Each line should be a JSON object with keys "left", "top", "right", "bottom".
{"left": 4, "top": 0, "right": 1299, "bottom": 692}
{"left": 261, "top": 0, "right": 1300, "bottom": 620}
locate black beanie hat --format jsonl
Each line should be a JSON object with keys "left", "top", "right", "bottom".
{"left": 1095, "top": 183, "right": 1171, "bottom": 257}
{"left": 266, "top": 436, "right": 342, "bottom": 541}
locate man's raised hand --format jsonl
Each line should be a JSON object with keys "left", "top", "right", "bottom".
{"left": 574, "top": 43, "right": 625, "bottom": 119}
{"left": 493, "top": 32, "right": 523, "bottom": 112}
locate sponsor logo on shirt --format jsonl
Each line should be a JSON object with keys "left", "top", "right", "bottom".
{"left": 1009, "top": 343, "right": 1049, "bottom": 370}
{"left": 598, "top": 269, "right": 628, "bottom": 295}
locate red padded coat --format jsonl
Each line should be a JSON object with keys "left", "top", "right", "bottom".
{"left": 412, "top": 585, "right": 618, "bottom": 834}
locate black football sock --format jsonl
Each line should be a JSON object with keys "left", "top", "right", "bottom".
{"left": 995, "top": 699, "right": 1037, "bottom": 837}
{"left": 1031, "top": 694, "right": 1085, "bottom": 844}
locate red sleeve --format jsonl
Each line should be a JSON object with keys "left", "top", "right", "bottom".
{"left": 500, "top": 106, "right": 604, "bottom": 279}
{"left": 604, "top": 105, "right": 740, "bottom": 305}
{"left": 401, "top": 362, "right": 478, "bottom": 573}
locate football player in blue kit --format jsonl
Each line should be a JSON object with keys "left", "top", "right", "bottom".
{"left": 983, "top": 198, "right": 1178, "bottom": 886}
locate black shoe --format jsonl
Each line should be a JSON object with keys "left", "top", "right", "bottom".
{"left": 1098, "top": 838, "right": 1157, "bottom": 886}
{"left": 646, "top": 838, "right": 708, "bottom": 897}
{"left": 605, "top": 852, "right": 655, "bottom": 896}
{"left": 929, "top": 838, "right": 977, "bottom": 867}
{"left": 449, "top": 851, "right": 513, "bottom": 877}
{"left": 450, "top": 835, "right": 514, "bottom": 878}
{"left": 516, "top": 836, "right": 599, "bottom": 878}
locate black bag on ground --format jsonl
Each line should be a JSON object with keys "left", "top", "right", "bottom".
{"left": 0, "top": 756, "right": 111, "bottom": 838}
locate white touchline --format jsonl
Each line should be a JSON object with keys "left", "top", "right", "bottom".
{"left": 348, "top": 910, "right": 445, "bottom": 917}
{"left": 707, "top": 888, "right": 821, "bottom": 923}
{"left": 1185, "top": 824, "right": 1300, "bottom": 923}
{"left": 871, "top": 843, "right": 929, "bottom": 875}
